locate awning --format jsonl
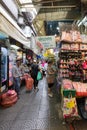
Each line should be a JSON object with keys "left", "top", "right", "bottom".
{"left": 0, "top": 5, "right": 30, "bottom": 48}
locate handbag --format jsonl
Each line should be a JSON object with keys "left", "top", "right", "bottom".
{"left": 37, "top": 71, "right": 42, "bottom": 80}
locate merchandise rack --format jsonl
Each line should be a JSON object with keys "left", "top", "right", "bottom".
{"left": 59, "top": 41, "right": 82, "bottom": 81}
{"left": 58, "top": 40, "right": 87, "bottom": 122}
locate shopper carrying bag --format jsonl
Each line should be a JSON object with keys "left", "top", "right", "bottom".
{"left": 47, "top": 60, "right": 56, "bottom": 97}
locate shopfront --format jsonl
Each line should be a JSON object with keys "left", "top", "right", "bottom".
{"left": 0, "top": 38, "right": 9, "bottom": 93}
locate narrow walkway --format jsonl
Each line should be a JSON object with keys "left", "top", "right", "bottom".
{"left": 0, "top": 78, "right": 67, "bottom": 130}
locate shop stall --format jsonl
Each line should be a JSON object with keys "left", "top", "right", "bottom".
{"left": 58, "top": 29, "right": 87, "bottom": 122}
{"left": 1, "top": 47, "right": 8, "bottom": 92}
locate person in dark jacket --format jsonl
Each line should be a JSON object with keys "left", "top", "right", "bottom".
{"left": 30, "top": 60, "right": 39, "bottom": 91}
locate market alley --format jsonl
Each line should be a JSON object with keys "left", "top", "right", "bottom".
{"left": 0, "top": 77, "right": 67, "bottom": 130}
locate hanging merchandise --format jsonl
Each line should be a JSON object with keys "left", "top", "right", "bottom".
{"left": 63, "top": 96, "right": 78, "bottom": 118}
{"left": 81, "top": 34, "right": 87, "bottom": 43}
{"left": 17, "top": 50, "right": 22, "bottom": 59}
{"left": 26, "top": 49, "right": 33, "bottom": 60}
{"left": 61, "top": 31, "right": 72, "bottom": 42}
{"left": 71, "top": 30, "right": 82, "bottom": 42}
{"left": 58, "top": 28, "right": 87, "bottom": 122}
{"left": 61, "top": 29, "right": 82, "bottom": 42}
{"left": 36, "top": 55, "right": 42, "bottom": 59}
{"left": 43, "top": 52, "right": 48, "bottom": 58}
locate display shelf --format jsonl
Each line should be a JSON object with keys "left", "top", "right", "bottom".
{"left": 58, "top": 37, "right": 87, "bottom": 121}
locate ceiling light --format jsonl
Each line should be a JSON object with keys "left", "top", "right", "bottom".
{"left": 56, "top": 27, "right": 60, "bottom": 30}
{"left": 18, "top": 0, "right": 32, "bottom": 4}
{"left": 11, "top": 45, "right": 20, "bottom": 50}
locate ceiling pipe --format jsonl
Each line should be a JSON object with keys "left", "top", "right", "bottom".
{"left": 34, "top": 5, "right": 76, "bottom": 8}
{"left": 21, "top": 5, "right": 76, "bottom": 8}
{"left": 31, "top": 0, "right": 65, "bottom": 5}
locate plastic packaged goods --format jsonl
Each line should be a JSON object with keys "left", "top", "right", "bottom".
{"left": 63, "top": 96, "right": 78, "bottom": 118}
{"left": 25, "top": 77, "right": 34, "bottom": 91}
{"left": 82, "top": 61, "right": 87, "bottom": 69}
{"left": 61, "top": 43, "right": 71, "bottom": 50}
{"left": 80, "top": 44, "right": 87, "bottom": 50}
{"left": 61, "top": 30, "right": 82, "bottom": 42}
{"left": 81, "top": 34, "right": 87, "bottom": 43}
{"left": 62, "top": 79, "right": 73, "bottom": 89}
{"left": 1, "top": 97, "right": 18, "bottom": 107}
{"left": 73, "top": 82, "right": 87, "bottom": 97}
{"left": 23, "top": 73, "right": 34, "bottom": 91}
{"left": 70, "top": 43, "right": 79, "bottom": 50}
{"left": 71, "top": 31, "right": 82, "bottom": 42}
{"left": 0, "top": 90, "right": 18, "bottom": 107}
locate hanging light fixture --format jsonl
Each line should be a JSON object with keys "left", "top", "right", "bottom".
{"left": 11, "top": 45, "right": 20, "bottom": 50}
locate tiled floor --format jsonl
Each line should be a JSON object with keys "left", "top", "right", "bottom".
{"left": 0, "top": 77, "right": 67, "bottom": 130}
{"left": 0, "top": 77, "right": 87, "bottom": 130}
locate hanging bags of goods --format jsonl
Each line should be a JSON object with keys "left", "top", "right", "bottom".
{"left": 61, "top": 30, "right": 82, "bottom": 43}
{"left": 63, "top": 96, "right": 78, "bottom": 118}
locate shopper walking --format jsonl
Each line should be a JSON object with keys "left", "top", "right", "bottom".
{"left": 30, "top": 59, "right": 39, "bottom": 91}
{"left": 12, "top": 58, "right": 22, "bottom": 97}
{"left": 47, "top": 60, "right": 56, "bottom": 97}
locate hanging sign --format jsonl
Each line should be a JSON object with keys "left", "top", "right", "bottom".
{"left": 36, "top": 36, "right": 56, "bottom": 50}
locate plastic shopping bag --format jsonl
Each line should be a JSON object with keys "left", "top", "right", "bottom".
{"left": 37, "top": 71, "right": 42, "bottom": 80}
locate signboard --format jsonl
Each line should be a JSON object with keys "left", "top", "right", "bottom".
{"left": 36, "top": 36, "right": 56, "bottom": 50}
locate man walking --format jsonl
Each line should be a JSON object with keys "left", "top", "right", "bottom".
{"left": 12, "top": 58, "right": 22, "bottom": 97}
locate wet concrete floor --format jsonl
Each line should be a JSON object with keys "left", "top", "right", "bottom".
{"left": 0, "top": 77, "right": 87, "bottom": 130}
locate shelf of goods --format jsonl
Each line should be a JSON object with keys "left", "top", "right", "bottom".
{"left": 59, "top": 41, "right": 87, "bottom": 81}
{"left": 58, "top": 41, "right": 87, "bottom": 121}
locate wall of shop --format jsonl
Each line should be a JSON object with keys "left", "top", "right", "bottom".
{"left": 0, "top": 40, "right": 9, "bottom": 93}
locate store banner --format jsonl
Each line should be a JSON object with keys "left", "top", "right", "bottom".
{"left": 36, "top": 36, "right": 56, "bottom": 50}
